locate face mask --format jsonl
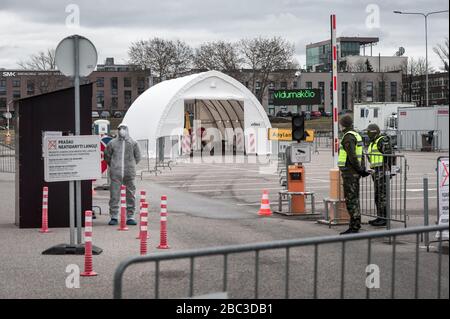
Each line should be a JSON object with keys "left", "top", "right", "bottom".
{"left": 118, "top": 128, "right": 126, "bottom": 137}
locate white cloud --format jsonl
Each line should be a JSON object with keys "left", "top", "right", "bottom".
{"left": 0, "top": 0, "right": 448, "bottom": 70}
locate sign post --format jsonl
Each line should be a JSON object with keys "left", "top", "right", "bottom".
{"left": 42, "top": 135, "right": 102, "bottom": 255}
{"left": 49, "top": 35, "right": 98, "bottom": 255}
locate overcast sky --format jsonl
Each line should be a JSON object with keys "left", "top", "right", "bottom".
{"left": 0, "top": 0, "right": 448, "bottom": 70}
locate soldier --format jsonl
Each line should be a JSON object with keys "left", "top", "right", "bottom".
{"left": 366, "top": 124, "right": 393, "bottom": 227}
{"left": 338, "top": 115, "right": 371, "bottom": 235}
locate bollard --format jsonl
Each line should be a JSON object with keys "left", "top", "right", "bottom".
{"left": 118, "top": 185, "right": 128, "bottom": 231}
{"left": 157, "top": 195, "right": 170, "bottom": 249}
{"left": 81, "top": 210, "right": 97, "bottom": 277}
{"left": 39, "top": 186, "right": 50, "bottom": 233}
{"left": 137, "top": 190, "right": 147, "bottom": 239}
{"left": 140, "top": 202, "right": 148, "bottom": 255}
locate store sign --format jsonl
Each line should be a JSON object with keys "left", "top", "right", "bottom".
{"left": 268, "top": 128, "right": 292, "bottom": 141}
{"left": 436, "top": 157, "right": 449, "bottom": 240}
{"left": 273, "top": 89, "right": 321, "bottom": 106}
{"left": 43, "top": 135, "right": 101, "bottom": 182}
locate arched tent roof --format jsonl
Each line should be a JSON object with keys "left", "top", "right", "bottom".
{"left": 123, "top": 70, "right": 272, "bottom": 156}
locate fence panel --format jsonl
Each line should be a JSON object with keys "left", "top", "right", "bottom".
{"left": 397, "top": 130, "right": 443, "bottom": 151}
{"left": 113, "top": 225, "right": 448, "bottom": 299}
{"left": 360, "top": 153, "right": 408, "bottom": 227}
{"left": 0, "top": 142, "right": 15, "bottom": 173}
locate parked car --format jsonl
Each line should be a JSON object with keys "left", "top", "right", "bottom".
{"left": 92, "top": 111, "right": 100, "bottom": 118}
{"left": 100, "top": 111, "right": 111, "bottom": 118}
{"left": 113, "top": 111, "right": 123, "bottom": 118}
{"left": 321, "top": 111, "right": 332, "bottom": 117}
{"left": 276, "top": 111, "right": 292, "bottom": 118}
{"left": 311, "top": 111, "right": 322, "bottom": 118}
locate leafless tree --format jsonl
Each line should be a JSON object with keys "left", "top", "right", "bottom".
{"left": 239, "top": 37, "right": 295, "bottom": 102}
{"left": 194, "top": 41, "right": 242, "bottom": 71}
{"left": 433, "top": 37, "right": 449, "bottom": 72}
{"left": 17, "top": 49, "right": 56, "bottom": 70}
{"left": 128, "top": 38, "right": 193, "bottom": 82}
{"left": 405, "top": 57, "right": 435, "bottom": 106}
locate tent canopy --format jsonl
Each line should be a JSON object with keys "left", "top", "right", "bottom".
{"left": 123, "top": 70, "right": 272, "bottom": 156}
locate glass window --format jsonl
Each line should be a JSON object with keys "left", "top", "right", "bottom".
{"left": 366, "top": 81, "right": 373, "bottom": 102}
{"left": 124, "top": 90, "right": 132, "bottom": 107}
{"left": 111, "top": 96, "right": 118, "bottom": 109}
{"left": 292, "top": 81, "right": 298, "bottom": 89}
{"left": 111, "top": 77, "right": 118, "bottom": 96}
{"left": 374, "top": 108, "right": 379, "bottom": 118}
{"left": 306, "top": 82, "right": 312, "bottom": 89}
{"left": 13, "top": 79, "right": 21, "bottom": 87}
{"left": 123, "top": 77, "right": 132, "bottom": 87}
{"left": 96, "top": 77, "right": 104, "bottom": 87}
{"left": 318, "top": 82, "right": 325, "bottom": 104}
{"left": 378, "top": 81, "right": 385, "bottom": 102}
{"left": 341, "top": 82, "right": 348, "bottom": 110}
{"left": 13, "top": 90, "right": 21, "bottom": 99}
{"left": 360, "top": 108, "right": 365, "bottom": 118}
{"left": 0, "top": 78, "right": 6, "bottom": 96}
{"left": 27, "top": 80, "right": 35, "bottom": 95}
{"left": 390, "top": 82, "right": 398, "bottom": 102}
{"left": 0, "top": 97, "right": 6, "bottom": 108}
{"left": 96, "top": 90, "right": 104, "bottom": 108}
{"left": 137, "top": 77, "right": 145, "bottom": 95}
{"left": 280, "top": 81, "right": 287, "bottom": 89}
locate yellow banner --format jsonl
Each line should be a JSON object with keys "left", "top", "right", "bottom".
{"left": 268, "top": 128, "right": 292, "bottom": 141}
{"left": 268, "top": 128, "right": 315, "bottom": 142}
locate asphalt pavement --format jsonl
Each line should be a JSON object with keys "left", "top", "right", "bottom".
{"left": 0, "top": 149, "right": 448, "bottom": 299}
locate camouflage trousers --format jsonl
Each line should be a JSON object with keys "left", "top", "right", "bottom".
{"left": 372, "top": 169, "right": 387, "bottom": 218}
{"left": 341, "top": 173, "right": 361, "bottom": 230}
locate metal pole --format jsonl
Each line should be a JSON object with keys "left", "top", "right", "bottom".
{"left": 69, "top": 181, "right": 75, "bottom": 245}
{"left": 425, "top": 15, "right": 429, "bottom": 107}
{"left": 386, "top": 170, "right": 391, "bottom": 231}
{"left": 74, "top": 35, "right": 82, "bottom": 244}
{"left": 331, "top": 14, "right": 339, "bottom": 168}
{"left": 423, "top": 176, "right": 430, "bottom": 249}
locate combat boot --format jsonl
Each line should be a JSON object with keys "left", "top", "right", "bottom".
{"left": 340, "top": 228, "right": 359, "bottom": 235}
{"left": 369, "top": 218, "right": 381, "bottom": 225}
{"left": 371, "top": 219, "right": 387, "bottom": 227}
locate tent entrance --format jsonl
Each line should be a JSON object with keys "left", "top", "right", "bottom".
{"left": 184, "top": 99, "right": 245, "bottom": 155}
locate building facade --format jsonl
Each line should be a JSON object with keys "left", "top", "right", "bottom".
{"left": 0, "top": 58, "right": 152, "bottom": 116}
{"left": 226, "top": 69, "right": 403, "bottom": 115}
{"left": 402, "top": 72, "right": 449, "bottom": 106}
{"left": 306, "top": 37, "right": 379, "bottom": 72}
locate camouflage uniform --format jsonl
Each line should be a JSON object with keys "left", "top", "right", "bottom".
{"left": 370, "top": 135, "right": 393, "bottom": 219}
{"left": 340, "top": 127, "right": 365, "bottom": 231}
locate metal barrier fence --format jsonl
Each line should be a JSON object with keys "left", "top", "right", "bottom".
{"left": 137, "top": 138, "right": 175, "bottom": 178}
{"left": 113, "top": 225, "right": 448, "bottom": 299}
{"left": 396, "top": 130, "right": 444, "bottom": 152}
{"left": 360, "top": 153, "right": 408, "bottom": 228}
{"left": 313, "top": 131, "right": 332, "bottom": 149}
{"left": 0, "top": 142, "right": 15, "bottom": 173}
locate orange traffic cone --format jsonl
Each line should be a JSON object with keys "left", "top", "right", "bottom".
{"left": 258, "top": 189, "right": 272, "bottom": 216}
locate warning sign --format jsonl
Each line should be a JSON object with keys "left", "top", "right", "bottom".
{"left": 437, "top": 157, "right": 449, "bottom": 240}
{"left": 43, "top": 135, "right": 101, "bottom": 182}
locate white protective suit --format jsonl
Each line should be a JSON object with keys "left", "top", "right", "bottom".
{"left": 104, "top": 123, "right": 141, "bottom": 220}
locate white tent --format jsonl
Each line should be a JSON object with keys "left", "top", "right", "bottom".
{"left": 123, "top": 70, "right": 272, "bottom": 158}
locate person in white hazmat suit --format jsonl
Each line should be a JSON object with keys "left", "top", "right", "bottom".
{"left": 104, "top": 123, "right": 141, "bottom": 225}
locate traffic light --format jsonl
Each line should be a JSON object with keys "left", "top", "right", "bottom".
{"left": 291, "top": 114, "right": 305, "bottom": 142}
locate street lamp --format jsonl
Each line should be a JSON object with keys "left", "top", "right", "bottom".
{"left": 394, "top": 10, "right": 449, "bottom": 107}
